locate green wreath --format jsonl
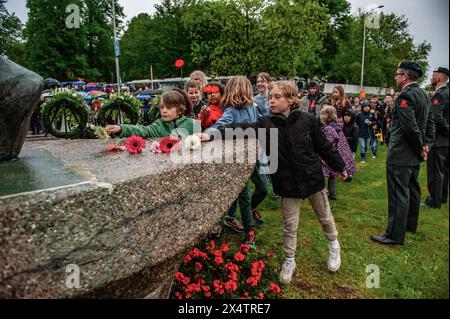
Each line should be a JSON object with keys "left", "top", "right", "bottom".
{"left": 96, "top": 93, "right": 141, "bottom": 126}
{"left": 41, "top": 90, "right": 89, "bottom": 139}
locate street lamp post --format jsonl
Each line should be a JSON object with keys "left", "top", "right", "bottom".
{"left": 360, "top": 5, "right": 384, "bottom": 90}
{"left": 112, "top": 0, "right": 122, "bottom": 91}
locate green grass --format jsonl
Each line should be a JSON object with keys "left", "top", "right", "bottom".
{"left": 220, "top": 145, "right": 449, "bottom": 299}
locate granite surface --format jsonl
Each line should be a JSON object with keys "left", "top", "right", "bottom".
{"left": 0, "top": 138, "right": 258, "bottom": 298}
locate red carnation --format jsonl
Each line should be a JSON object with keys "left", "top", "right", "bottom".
{"left": 240, "top": 244, "right": 250, "bottom": 253}
{"left": 258, "top": 292, "right": 264, "bottom": 299}
{"left": 124, "top": 135, "right": 146, "bottom": 154}
{"left": 159, "top": 136, "right": 181, "bottom": 153}
{"left": 270, "top": 283, "right": 281, "bottom": 294}
{"left": 234, "top": 252, "right": 245, "bottom": 262}
{"left": 106, "top": 143, "right": 124, "bottom": 152}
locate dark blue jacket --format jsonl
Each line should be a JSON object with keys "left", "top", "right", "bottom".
{"left": 356, "top": 110, "right": 374, "bottom": 138}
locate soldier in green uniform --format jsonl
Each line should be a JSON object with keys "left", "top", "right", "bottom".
{"left": 424, "top": 67, "right": 449, "bottom": 208}
{"left": 371, "top": 61, "right": 435, "bottom": 245}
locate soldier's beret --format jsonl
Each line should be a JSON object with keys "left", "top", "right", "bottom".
{"left": 433, "top": 67, "right": 449, "bottom": 75}
{"left": 397, "top": 60, "right": 423, "bottom": 77}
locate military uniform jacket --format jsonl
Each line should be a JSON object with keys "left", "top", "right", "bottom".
{"left": 431, "top": 84, "right": 449, "bottom": 147}
{"left": 387, "top": 82, "right": 435, "bottom": 166}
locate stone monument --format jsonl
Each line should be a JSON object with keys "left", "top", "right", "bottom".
{"left": 0, "top": 57, "right": 44, "bottom": 162}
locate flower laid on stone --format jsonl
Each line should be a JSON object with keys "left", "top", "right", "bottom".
{"left": 159, "top": 136, "right": 181, "bottom": 153}
{"left": 183, "top": 135, "right": 201, "bottom": 150}
{"left": 151, "top": 141, "right": 162, "bottom": 153}
{"left": 105, "top": 142, "right": 124, "bottom": 153}
{"left": 86, "top": 123, "right": 110, "bottom": 140}
{"left": 124, "top": 135, "right": 146, "bottom": 154}
{"left": 171, "top": 239, "right": 281, "bottom": 299}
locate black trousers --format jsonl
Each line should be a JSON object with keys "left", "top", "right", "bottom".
{"left": 386, "top": 164, "right": 421, "bottom": 243}
{"left": 443, "top": 149, "right": 449, "bottom": 203}
{"left": 427, "top": 147, "right": 448, "bottom": 208}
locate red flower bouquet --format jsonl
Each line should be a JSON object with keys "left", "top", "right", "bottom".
{"left": 170, "top": 239, "right": 281, "bottom": 299}
{"left": 124, "top": 135, "right": 146, "bottom": 154}
{"left": 159, "top": 136, "right": 181, "bottom": 153}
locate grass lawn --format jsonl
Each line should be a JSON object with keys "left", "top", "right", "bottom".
{"left": 218, "top": 144, "right": 449, "bottom": 299}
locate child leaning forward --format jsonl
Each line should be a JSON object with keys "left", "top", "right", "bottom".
{"left": 105, "top": 89, "right": 201, "bottom": 139}
{"left": 199, "top": 81, "right": 347, "bottom": 284}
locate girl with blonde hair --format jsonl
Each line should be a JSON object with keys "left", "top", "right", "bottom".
{"left": 205, "top": 76, "right": 260, "bottom": 247}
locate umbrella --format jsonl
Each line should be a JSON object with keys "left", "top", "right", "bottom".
{"left": 72, "top": 81, "right": 85, "bottom": 86}
{"left": 86, "top": 90, "right": 107, "bottom": 99}
{"left": 141, "top": 89, "right": 163, "bottom": 96}
{"left": 86, "top": 82, "right": 97, "bottom": 86}
{"left": 44, "top": 78, "right": 61, "bottom": 89}
{"left": 136, "top": 94, "right": 152, "bottom": 100}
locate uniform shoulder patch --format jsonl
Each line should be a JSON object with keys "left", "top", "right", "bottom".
{"left": 433, "top": 98, "right": 440, "bottom": 106}
{"left": 400, "top": 100, "right": 408, "bottom": 108}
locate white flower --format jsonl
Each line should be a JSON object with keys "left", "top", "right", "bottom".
{"left": 183, "top": 135, "right": 201, "bottom": 150}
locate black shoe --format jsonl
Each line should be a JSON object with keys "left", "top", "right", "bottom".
{"left": 328, "top": 195, "right": 337, "bottom": 200}
{"left": 406, "top": 229, "right": 417, "bottom": 233}
{"left": 371, "top": 235, "right": 403, "bottom": 245}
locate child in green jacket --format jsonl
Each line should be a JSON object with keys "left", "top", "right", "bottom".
{"left": 106, "top": 89, "right": 201, "bottom": 138}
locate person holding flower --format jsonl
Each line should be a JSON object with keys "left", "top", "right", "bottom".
{"left": 105, "top": 89, "right": 201, "bottom": 139}
{"left": 198, "top": 81, "right": 225, "bottom": 130}
{"left": 199, "top": 81, "right": 346, "bottom": 284}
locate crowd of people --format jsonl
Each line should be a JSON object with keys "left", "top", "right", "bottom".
{"left": 61, "top": 62, "right": 448, "bottom": 286}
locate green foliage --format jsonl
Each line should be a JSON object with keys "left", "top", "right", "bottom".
{"left": 0, "top": 0, "right": 24, "bottom": 58}
{"left": 12, "top": 0, "right": 432, "bottom": 88}
{"left": 121, "top": 0, "right": 191, "bottom": 80}
{"left": 326, "top": 13, "right": 431, "bottom": 87}
{"left": 24, "top": 0, "right": 124, "bottom": 81}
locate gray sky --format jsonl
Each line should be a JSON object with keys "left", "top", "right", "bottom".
{"left": 5, "top": 0, "right": 449, "bottom": 81}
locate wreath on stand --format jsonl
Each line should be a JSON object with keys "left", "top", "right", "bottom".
{"left": 96, "top": 92, "right": 141, "bottom": 127}
{"left": 41, "top": 89, "right": 89, "bottom": 139}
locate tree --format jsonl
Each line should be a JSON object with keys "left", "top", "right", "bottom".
{"left": 327, "top": 12, "right": 431, "bottom": 88}
{"left": 182, "top": 0, "right": 328, "bottom": 77}
{"left": 121, "top": 0, "right": 192, "bottom": 80}
{"left": 83, "top": 0, "right": 125, "bottom": 81}
{"left": 0, "top": 0, "right": 23, "bottom": 58}
{"left": 24, "top": 0, "right": 89, "bottom": 80}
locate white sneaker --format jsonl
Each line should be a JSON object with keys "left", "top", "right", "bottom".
{"left": 372, "top": 156, "right": 377, "bottom": 159}
{"left": 361, "top": 160, "right": 366, "bottom": 164}
{"left": 279, "top": 258, "right": 296, "bottom": 284}
{"left": 328, "top": 240, "right": 341, "bottom": 272}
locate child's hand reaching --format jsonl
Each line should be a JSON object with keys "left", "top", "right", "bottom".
{"left": 195, "top": 133, "right": 211, "bottom": 142}
{"left": 200, "top": 106, "right": 210, "bottom": 119}
{"left": 105, "top": 125, "right": 121, "bottom": 135}
{"left": 340, "top": 170, "right": 348, "bottom": 181}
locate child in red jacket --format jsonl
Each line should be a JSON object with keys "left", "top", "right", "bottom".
{"left": 198, "top": 81, "right": 225, "bottom": 130}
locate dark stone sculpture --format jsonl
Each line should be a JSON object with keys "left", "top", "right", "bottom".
{"left": 0, "top": 57, "right": 44, "bottom": 162}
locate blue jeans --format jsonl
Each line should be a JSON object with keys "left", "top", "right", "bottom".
{"left": 370, "top": 138, "right": 378, "bottom": 157}
{"left": 359, "top": 137, "right": 371, "bottom": 161}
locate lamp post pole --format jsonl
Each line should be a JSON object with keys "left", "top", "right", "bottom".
{"left": 112, "top": 0, "right": 122, "bottom": 91}
{"left": 360, "top": 19, "right": 367, "bottom": 90}
{"left": 360, "top": 5, "right": 384, "bottom": 90}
